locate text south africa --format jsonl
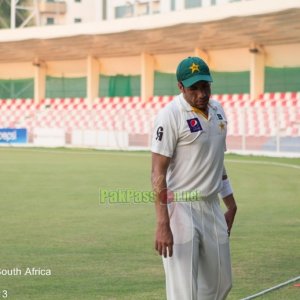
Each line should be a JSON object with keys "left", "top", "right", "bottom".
{"left": 0, "top": 268, "right": 51, "bottom": 276}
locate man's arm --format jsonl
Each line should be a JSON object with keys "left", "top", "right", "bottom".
{"left": 151, "top": 152, "right": 173, "bottom": 258}
{"left": 222, "top": 168, "right": 237, "bottom": 235}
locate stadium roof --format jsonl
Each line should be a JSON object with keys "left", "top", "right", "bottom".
{"left": 0, "top": 0, "right": 300, "bottom": 63}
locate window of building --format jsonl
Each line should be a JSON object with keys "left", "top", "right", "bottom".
{"left": 46, "top": 17, "right": 54, "bottom": 25}
{"left": 185, "top": 0, "right": 202, "bottom": 9}
{"left": 102, "top": 0, "right": 107, "bottom": 20}
{"left": 136, "top": 2, "right": 149, "bottom": 16}
{"left": 115, "top": 4, "right": 134, "bottom": 19}
{"left": 151, "top": 0, "right": 160, "bottom": 14}
{"left": 75, "top": 0, "right": 81, "bottom": 3}
{"left": 171, "top": 0, "right": 176, "bottom": 11}
{"left": 74, "top": 18, "right": 82, "bottom": 23}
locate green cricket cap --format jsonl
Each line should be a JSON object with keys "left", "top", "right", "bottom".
{"left": 176, "top": 56, "right": 213, "bottom": 87}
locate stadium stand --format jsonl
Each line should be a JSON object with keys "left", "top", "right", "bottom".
{"left": 1, "top": 93, "right": 299, "bottom": 151}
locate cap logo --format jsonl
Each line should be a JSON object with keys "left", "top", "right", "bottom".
{"left": 189, "top": 62, "right": 200, "bottom": 74}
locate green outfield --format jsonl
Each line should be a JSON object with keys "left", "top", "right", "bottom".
{"left": 0, "top": 148, "right": 299, "bottom": 300}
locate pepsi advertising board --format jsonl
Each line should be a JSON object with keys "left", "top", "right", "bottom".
{"left": 0, "top": 128, "right": 27, "bottom": 144}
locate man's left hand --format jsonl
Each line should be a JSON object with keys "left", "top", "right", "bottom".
{"left": 223, "top": 194, "right": 237, "bottom": 236}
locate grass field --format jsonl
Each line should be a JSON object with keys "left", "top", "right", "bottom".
{"left": 0, "top": 147, "right": 299, "bottom": 300}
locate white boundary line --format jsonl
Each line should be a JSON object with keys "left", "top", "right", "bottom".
{"left": 226, "top": 159, "right": 300, "bottom": 170}
{"left": 240, "top": 275, "right": 300, "bottom": 300}
{"left": 0, "top": 147, "right": 148, "bottom": 157}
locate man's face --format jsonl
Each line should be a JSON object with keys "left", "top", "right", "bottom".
{"left": 178, "top": 80, "right": 211, "bottom": 111}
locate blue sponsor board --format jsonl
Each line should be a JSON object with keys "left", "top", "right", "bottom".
{"left": 0, "top": 128, "right": 27, "bottom": 144}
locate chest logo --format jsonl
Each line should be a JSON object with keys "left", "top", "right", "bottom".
{"left": 187, "top": 118, "right": 202, "bottom": 133}
{"left": 219, "top": 122, "right": 225, "bottom": 131}
{"left": 217, "top": 114, "right": 223, "bottom": 120}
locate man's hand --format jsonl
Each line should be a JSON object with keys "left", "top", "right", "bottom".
{"left": 152, "top": 152, "right": 173, "bottom": 257}
{"left": 155, "top": 223, "right": 173, "bottom": 258}
{"left": 223, "top": 194, "right": 237, "bottom": 236}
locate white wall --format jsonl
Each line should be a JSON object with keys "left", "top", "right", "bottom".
{"left": 265, "top": 43, "right": 300, "bottom": 67}
{"left": 99, "top": 56, "right": 141, "bottom": 75}
{"left": 209, "top": 48, "right": 250, "bottom": 71}
{"left": 65, "top": 0, "right": 97, "bottom": 24}
{"left": 46, "top": 60, "right": 87, "bottom": 77}
{"left": 154, "top": 52, "right": 193, "bottom": 73}
{"left": 0, "top": 63, "right": 34, "bottom": 79}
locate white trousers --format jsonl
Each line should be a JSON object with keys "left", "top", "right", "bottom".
{"left": 163, "top": 194, "right": 232, "bottom": 300}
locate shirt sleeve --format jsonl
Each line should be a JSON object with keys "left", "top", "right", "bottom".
{"left": 151, "top": 108, "right": 178, "bottom": 158}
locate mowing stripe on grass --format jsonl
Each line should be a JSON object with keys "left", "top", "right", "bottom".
{"left": 1, "top": 147, "right": 300, "bottom": 170}
{"left": 240, "top": 275, "right": 300, "bottom": 300}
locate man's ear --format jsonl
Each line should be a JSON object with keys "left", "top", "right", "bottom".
{"left": 178, "top": 82, "right": 184, "bottom": 91}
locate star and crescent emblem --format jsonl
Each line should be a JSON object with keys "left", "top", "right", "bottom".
{"left": 189, "top": 63, "right": 200, "bottom": 73}
{"left": 219, "top": 122, "right": 225, "bottom": 131}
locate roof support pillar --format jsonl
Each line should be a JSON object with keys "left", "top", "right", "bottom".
{"left": 33, "top": 59, "right": 46, "bottom": 103}
{"left": 141, "top": 52, "right": 154, "bottom": 102}
{"left": 249, "top": 44, "right": 265, "bottom": 99}
{"left": 87, "top": 56, "right": 99, "bottom": 104}
{"left": 107, "top": 1, "right": 114, "bottom": 20}
{"left": 194, "top": 48, "right": 210, "bottom": 64}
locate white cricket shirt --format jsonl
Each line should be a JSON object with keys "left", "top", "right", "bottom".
{"left": 151, "top": 94, "right": 227, "bottom": 198}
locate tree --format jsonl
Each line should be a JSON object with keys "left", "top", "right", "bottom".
{"left": 0, "top": 0, "right": 36, "bottom": 29}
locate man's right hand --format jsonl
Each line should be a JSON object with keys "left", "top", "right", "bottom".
{"left": 152, "top": 152, "right": 173, "bottom": 258}
{"left": 155, "top": 223, "right": 174, "bottom": 258}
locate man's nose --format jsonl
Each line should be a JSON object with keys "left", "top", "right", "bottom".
{"left": 196, "top": 88, "right": 207, "bottom": 97}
